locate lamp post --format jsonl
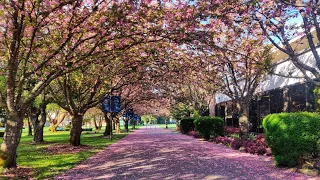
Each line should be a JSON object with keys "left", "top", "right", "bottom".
{"left": 102, "top": 95, "right": 121, "bottom": 141}
{"left": 165, "top": 118, "right": 168, "bottom": 129}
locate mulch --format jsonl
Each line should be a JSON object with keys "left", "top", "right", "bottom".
{"left": 42, "top": 144, "right": 91, "bottom": 154}
{"left": 0, "top": 167, "right": 34, "bottom": 180}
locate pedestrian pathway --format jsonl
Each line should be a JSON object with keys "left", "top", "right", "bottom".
{"left": 55, "top": 127, "right": 313, "bottom": 180}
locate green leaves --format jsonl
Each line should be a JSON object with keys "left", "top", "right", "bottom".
{"left": 263, "top": 112, "right": 320, "bottom": 167}
{"left": 194, "top": 116, "right": 224, "bottom": 140}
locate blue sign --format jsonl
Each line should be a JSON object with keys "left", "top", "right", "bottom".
{"left": 132, "top": 114, "right": 141, "bottom": 122}
{"left": 123, "top": 109, "right": 134, "bottom": 118}
{"left": 102, "top": 96, "right": 121, "bottom": 113}
{"left": 102, "top": 96, "right": 111, "bottom": 112}
{"left": 111, "top": 96, "right": 121, "bottom": 113}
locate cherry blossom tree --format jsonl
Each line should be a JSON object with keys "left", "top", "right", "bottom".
{"left": 243, "top": 1, "right": 320, "bottom": 84}
{"left": 0, "top": 0, "right": 257, "bottom": 168}
{"left": 27, "top": 91, "right": 48, "bottom": 143}
{"left": 0, "top": 0, "right": 112, "bottom": 168}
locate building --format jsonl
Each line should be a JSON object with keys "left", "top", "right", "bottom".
{"left": 214, "top": 35, "right": 319, "bottom": 133}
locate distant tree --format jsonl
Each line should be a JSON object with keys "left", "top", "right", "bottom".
{"left": 47, "top": 103, "right": 67, "bottom": 133}
{"left": 170, "top": 103, "right": 192, "bottom": 129}
{"left": 141, "top": 115, "right": 157, "bottom": 125}
{"left": 84, "top": 107, "right": 104, "bottom": 130}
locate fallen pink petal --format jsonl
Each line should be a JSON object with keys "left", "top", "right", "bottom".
{"left": 56, "top": 128, "right": 311, "bottom": 180}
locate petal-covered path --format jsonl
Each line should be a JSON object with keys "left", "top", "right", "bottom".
{"left": 56, "top": 127, "right": 315, "bottom": 180}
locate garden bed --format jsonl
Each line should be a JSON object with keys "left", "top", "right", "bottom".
{"left": 42, "top": 144, "right": 91, "bottom": 154}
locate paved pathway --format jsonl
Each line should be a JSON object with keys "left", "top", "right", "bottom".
{"left": 56, "top": 127, "right": 315, "bottom": 180}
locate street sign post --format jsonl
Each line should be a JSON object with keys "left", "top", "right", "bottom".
{"left": 102, "top": 95, "right": 121, "bottom": 140}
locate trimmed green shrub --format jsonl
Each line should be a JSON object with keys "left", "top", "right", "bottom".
{"left": 263, "top": 112, "right": 320, "bottom": 167}
{"left": 0, "top": 131, "right": 4, "bottom": 137}
{"left": 180, "top": 118, "right": 195, "bottom": 134}
{"left": 64, "top": 124, "right": 71, "bottom": 131}
{"left": 314, "top": 86, "right": 320, "bottom": 112}
{"left": 194, "top": 116, "right": 224, "bottom": 140}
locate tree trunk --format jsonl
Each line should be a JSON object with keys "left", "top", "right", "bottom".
{"left": 103, "top": 113, "right": 111, "bottom": 136}
{"left": 283, "top": 87, "right": 290, "bottom": 112}
{"left": 0, "top": 111, "right": 24, "bottom": 168}
{"left": 93, "top": 117, "right": 99, "bottom": 130}
{"left": 176, "top": 120, "right": 180, "bottom": 130}
{"left": 33, "top": 122, "right": 44, "bottom": 143}
{"left": 28, "top": 118, "right": 32, "bottom": 136}
{"left": 209, "top": 95, "right": 216, "bottom": 116}
{"left": 49, "top": 112, "right": 66, "bottom": 132}
{"left": 98, "top": 117, "right": 103, "bottom": 130}
{"left": 237, "top": 100, "right": 250, "bottom": 137}
{"left": 50, "top": 124, "right": 57, "bottom": 132}
{"left": 132, "top": 120, "right": 136, "bottom": 129}
{"left": 124, "top": 120, "right": 129, "bottom": 132}
{"left": 33, "top": 103, "right": 46, "bottom": 143}
{"left": 112, "top": 120, "right": 116, "bottom": 130}
{"left": 69, "top": 114, "right": 83, "bottom": 146}
{"left": 116, "top": 122, "right": 120, "bottom": 133}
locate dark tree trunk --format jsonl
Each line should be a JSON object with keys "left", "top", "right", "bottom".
{"left": 0, "top": 111, "right": 24, "bottom": 168}
{"left": 165, "top": 119, "right": 168, "bottom": 129}
{"left": 132, "top": 120, "right": 136, "bottom": 129}
{"left": 124, "top": 120, "right": 129, "bottom": 132}
{"left": 33, "top": 122, "right": 44, "bottom": 143}
{"left": 69, "top": 114, "right": 83, "bottom": 146}
{"left": 33, "top": 103, "right": 46, "bottom": 143}
{"left": 103, "top": 113, "right": 111, "bottom": 136}
{"left": 28, "top": 118, "right": 32, "bottom": 136}
{"left": 93, "top": 117, "right": 99, "bottom": 130}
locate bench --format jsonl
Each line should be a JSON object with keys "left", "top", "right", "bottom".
{"left": 56, "top": 127, "right": 65, "bottom": 131}
{"left": 82, "top": 128, "right": 93, "bottom": 131}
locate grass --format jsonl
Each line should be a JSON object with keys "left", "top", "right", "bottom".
{"left": 155, "top": 124, "right": 176, "bottom": 129}
{"left": 82, "top": 124, "right": 141, "bottom": 131}
{"left": 0, "top": 127, "right": 131, "bottom": 179}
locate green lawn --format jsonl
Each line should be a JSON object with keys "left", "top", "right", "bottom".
{"left": 0, "top": 127, "right": 130, "bottom": 179}
{"left": 82, "top": 124, "right": 141, "bottom": 131}
{"left": 155, "top": 124, "right": 176, "bottom": 129}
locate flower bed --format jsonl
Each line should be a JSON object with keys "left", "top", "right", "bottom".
{"left": 215, "top": 134, "right": 270, "bottom": 156}
{"left": 215, "top": 136, "right": 232, "bottom": 146}
{"left": 186, "top": 130, "right": 200, "bottom": 138}
{"left": 224, "top": 126, "right": 240, "bottom": 134}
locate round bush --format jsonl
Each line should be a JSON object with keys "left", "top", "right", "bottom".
{"left": 194, "top": 116, "right": 224, "bottom": 140}
{"left": 263, "top": 112, "right": 320, "bottom": 167}
{"left": 180, "top": 118, "right": 195, "bottom": 134}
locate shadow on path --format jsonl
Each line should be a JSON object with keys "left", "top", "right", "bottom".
{"left": 55, "top": 128, "right": 313, "bottom": 180}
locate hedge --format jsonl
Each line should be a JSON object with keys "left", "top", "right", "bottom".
{"left": 263, "top": 112, "right": 320, "bottom": 167}
{"left": 194, "top": 116, "right": 224, "bottom": 140}
{"left": 180, "top": 118, "right": 195, "bottom": 134}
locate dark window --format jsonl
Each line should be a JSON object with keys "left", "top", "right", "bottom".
{"left": 290, "top": 83, "right": 306, "bottom": 112}
{"left": 270, "top": 88, "right": 283, "bottom": 114}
